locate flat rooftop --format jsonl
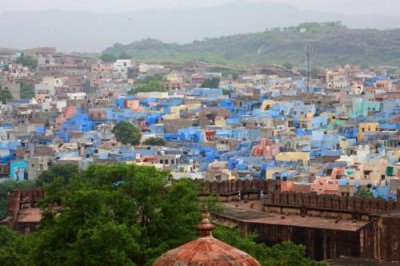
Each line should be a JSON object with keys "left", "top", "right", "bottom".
{"left": 218, "top": 201, "right": 368, "bottom": 232}
{"left": 244, "top": 215, "right": 367, "bottom": 232}
{"left": 17, "top": 208, "right": 41, "bottom": 223}
{"left": 373, "top": 209, "right": 400, "bottom": 219}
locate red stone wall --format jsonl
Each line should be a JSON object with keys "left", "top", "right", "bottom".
{"left": 1, "top": 188, "right": 45, "bottom": 231}
{"left": 197, "top": 179, "right": 280, "bottom": 196}
{"left": 264, "top": 191, "right": 400, "bottom": 218}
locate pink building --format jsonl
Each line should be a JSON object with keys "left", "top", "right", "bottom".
{"left": 126, "top": 99, "right": 140, "bottom": 111}
{"left": 311, "top": 179, "right": 340, "bottom": 195}
{"left": 330, "top": 168, "right": 345, "bottom": 179}
{"left": 251, "top": 139, "right": 280, "bottom": 159}
{"left": 88, "top": 108, "right": 108, "bottom": 120}
{"left": 281, "top": 181, "right": 311, "bottom": 193}
{"left": 55, "top": 106, "right": 77, "bottom": 129}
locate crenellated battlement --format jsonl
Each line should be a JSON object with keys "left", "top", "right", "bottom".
{"left": 197, "top": 180, "right": 400, "bottom": 219}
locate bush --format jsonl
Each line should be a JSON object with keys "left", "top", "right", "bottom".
{"left": 112, "top": 121, "right": 142, "bottom": 145}
{"left": 143, "top": 137, "right": 166, "bottom": 146}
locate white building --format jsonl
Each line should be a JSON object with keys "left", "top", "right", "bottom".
{"left": 112, "top": 60, "right": 132, "bottom": 80}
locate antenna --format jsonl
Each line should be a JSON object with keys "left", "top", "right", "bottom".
{"left": 305, "top": 43, "right": 312, "bottom": 93}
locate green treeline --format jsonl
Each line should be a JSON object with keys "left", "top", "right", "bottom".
{"left": 102, "top": 22, "right": 400, "bottom": 67}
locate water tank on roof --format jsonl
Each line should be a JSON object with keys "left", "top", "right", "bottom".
{"left": 386, "top": 166, "right": 394, "bottom": 176}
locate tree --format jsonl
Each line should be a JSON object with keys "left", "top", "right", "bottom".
{"left": 15, "top": 55, "right": 38, "bottom": 70}
{"left": 118, "top": 51, "right": 131, "bottom": 60}
{"left": 0, "top": 225, "right": 18, "bottom": 246}
{"left": 354, "top": 187, "right": 374, "bottom": 199}
{"left": 100, "top": 53, "right": 117, "bottom": 63}
{"left": 213, "top": 226, "right": 325, "bottom": 266}
{"left": 112, "top": 121, "right": 142, "bottom": 145}
{"left": 0, "top": 225, "right": 23, "bottom": 266}
{"left": 19, "top": 81, "right": 35, "bottom": 99}
{"left": 36, "top": 163, "right": 80, "bottom": 187}
{"left": 200, "top": 77, "right": 220, "bottom": 88}
{"left": 32, "top": 184, "right": 141, "bottom": 265}
{"left": 31, "top": 164, "right": 199, "bottom": 265}
{"left": 129, "top": 74, "right": 167, "bottom": 94}
{"left": 283, "top": 62, "right": 293, "bottom": 70}
{"left": 143, "top": 137, "right": 166, "bottom": 146}
{"left": 0, "top": 87, "right": 12, "bottom": 104}
{"left": 222, "top": 88, "right": 232, "bottom": 97}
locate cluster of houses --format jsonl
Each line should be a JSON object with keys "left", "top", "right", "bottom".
{"left": 0, "top": 47, "right": 399, "bottom": 200}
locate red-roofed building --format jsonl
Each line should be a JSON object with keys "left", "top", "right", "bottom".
{"left": 154, "top": 211, "right": 260, "bottom": 266}
{"left": 1, "top": 188, "right": 45, "bottom": 233}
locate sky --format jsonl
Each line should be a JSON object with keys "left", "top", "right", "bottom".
{"left": 0, "top": 0, "right": 398, "bottom": 16}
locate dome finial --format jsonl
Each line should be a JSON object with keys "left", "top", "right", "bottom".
{"left": 197, "top": 206, "right": 215, "bottom": 237}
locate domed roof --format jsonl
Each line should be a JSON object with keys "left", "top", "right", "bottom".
{"left": 153, "top": 211, "right": 260, "bottom": 266}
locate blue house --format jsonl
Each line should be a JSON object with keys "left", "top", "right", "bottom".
{"left": 112, "top": 108, "right": 133, "bottom": 123}
{"left": 59, "top": 113, "right": 95, "bottom": 142}
{"left": 219, "top": 99, "right": 235, "bottom": 113}
{"left": 339, "top": 126, "right": 358, "bottom": 139}
{"left": 177, "top": 128, "right": 204, "bottom": 142}
{"left": 311, "top": 131, "right": 340, "bottom": 150}
{"left": 312, "top": 116, "right": 329, "bottom": 130}
{"left": 10, "top": 160, "right": 28, "bottom": 181}
{"left": 146, "top": 114, "right": 162, "bottom": 125}
{"left": 232, "top": 128, "right": 250, "bottom": 140}
{"left": 191, "top": 88, "right": 223, "bottom": 98}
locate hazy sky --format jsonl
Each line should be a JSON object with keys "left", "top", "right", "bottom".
{"left": 0, "top": 0, "right": 397, "bottom": 16}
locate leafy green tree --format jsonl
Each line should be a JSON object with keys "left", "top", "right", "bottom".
{"left": 213, "top": 226, "right": 325, "bottom": 266}
{"left": 100, "top": 53, "right": 117, "bottom": 63}
{"left": 143, "top": 137, "right": 166, "bottom": 146}
{"left": 201, "top": 77, "right": 220, "bottom": 88}
{"left": 34, "top": 164, "right": 200, "bottom": 266}
{"left": 0, "top": 180, "right": 37, "bottom": 219}
{"left": 19, "top": 81, "right": 35, "bottom": 99}
{"left": 0, "top": 225, "right": 18, "bottom": 246}
{"left": 283, "top": 62, "right": 293, "bottom": 70}
{"left": 33, "top": 186, "right": 141, "bottom": 265}
{"left": 0, "top": 86, "right": 12, "bottom": 104}
{"left": 266, "top": 242, "right": 325, "bottom": 266}
{"left": 0, "top": 225, "right": 23, "bottom": 265}
{"left": 129, "top": 74, "right": 167, "bottom": 94}
{"left": 222, "top": 88, "right": 232, "bottom": 97}
{"left": 118, "top": 51, "right": 131, "bottom": 60}
{"left": 15, "top": 55, "right": 38, "bottom": 70}
{"left": 112, "top": 121, "right": 142, "bottom": 145}
{"left": 354, "top": 187, "right": 374, "bottom": 199}
{"left": 36, "top": 163, "right": 80, "bottom": 186}
{"left": 133, "top": 80, "right": 164, "bottom": 93}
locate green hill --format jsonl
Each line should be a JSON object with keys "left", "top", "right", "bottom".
{"left": 103, "top": 22, "right": 400, "bottom": 67}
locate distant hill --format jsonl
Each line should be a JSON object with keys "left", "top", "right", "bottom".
{"left": 1, "top": 0, "right": 400, "bottom": 52}
{"left": 103, "top": 22, "right": 400, "bottom": 67}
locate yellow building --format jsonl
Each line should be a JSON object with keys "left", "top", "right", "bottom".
{"left": 340, "top": 139, "right": 349, "bottom": 149}
{"left": 357, "top": 122, "right": 379, "bottom": 140}
{"left": 275, "top": 152, "right": 310, "bottom": 166}
{"left": 261, "top": 100, "right": 277, "bottom": 110}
